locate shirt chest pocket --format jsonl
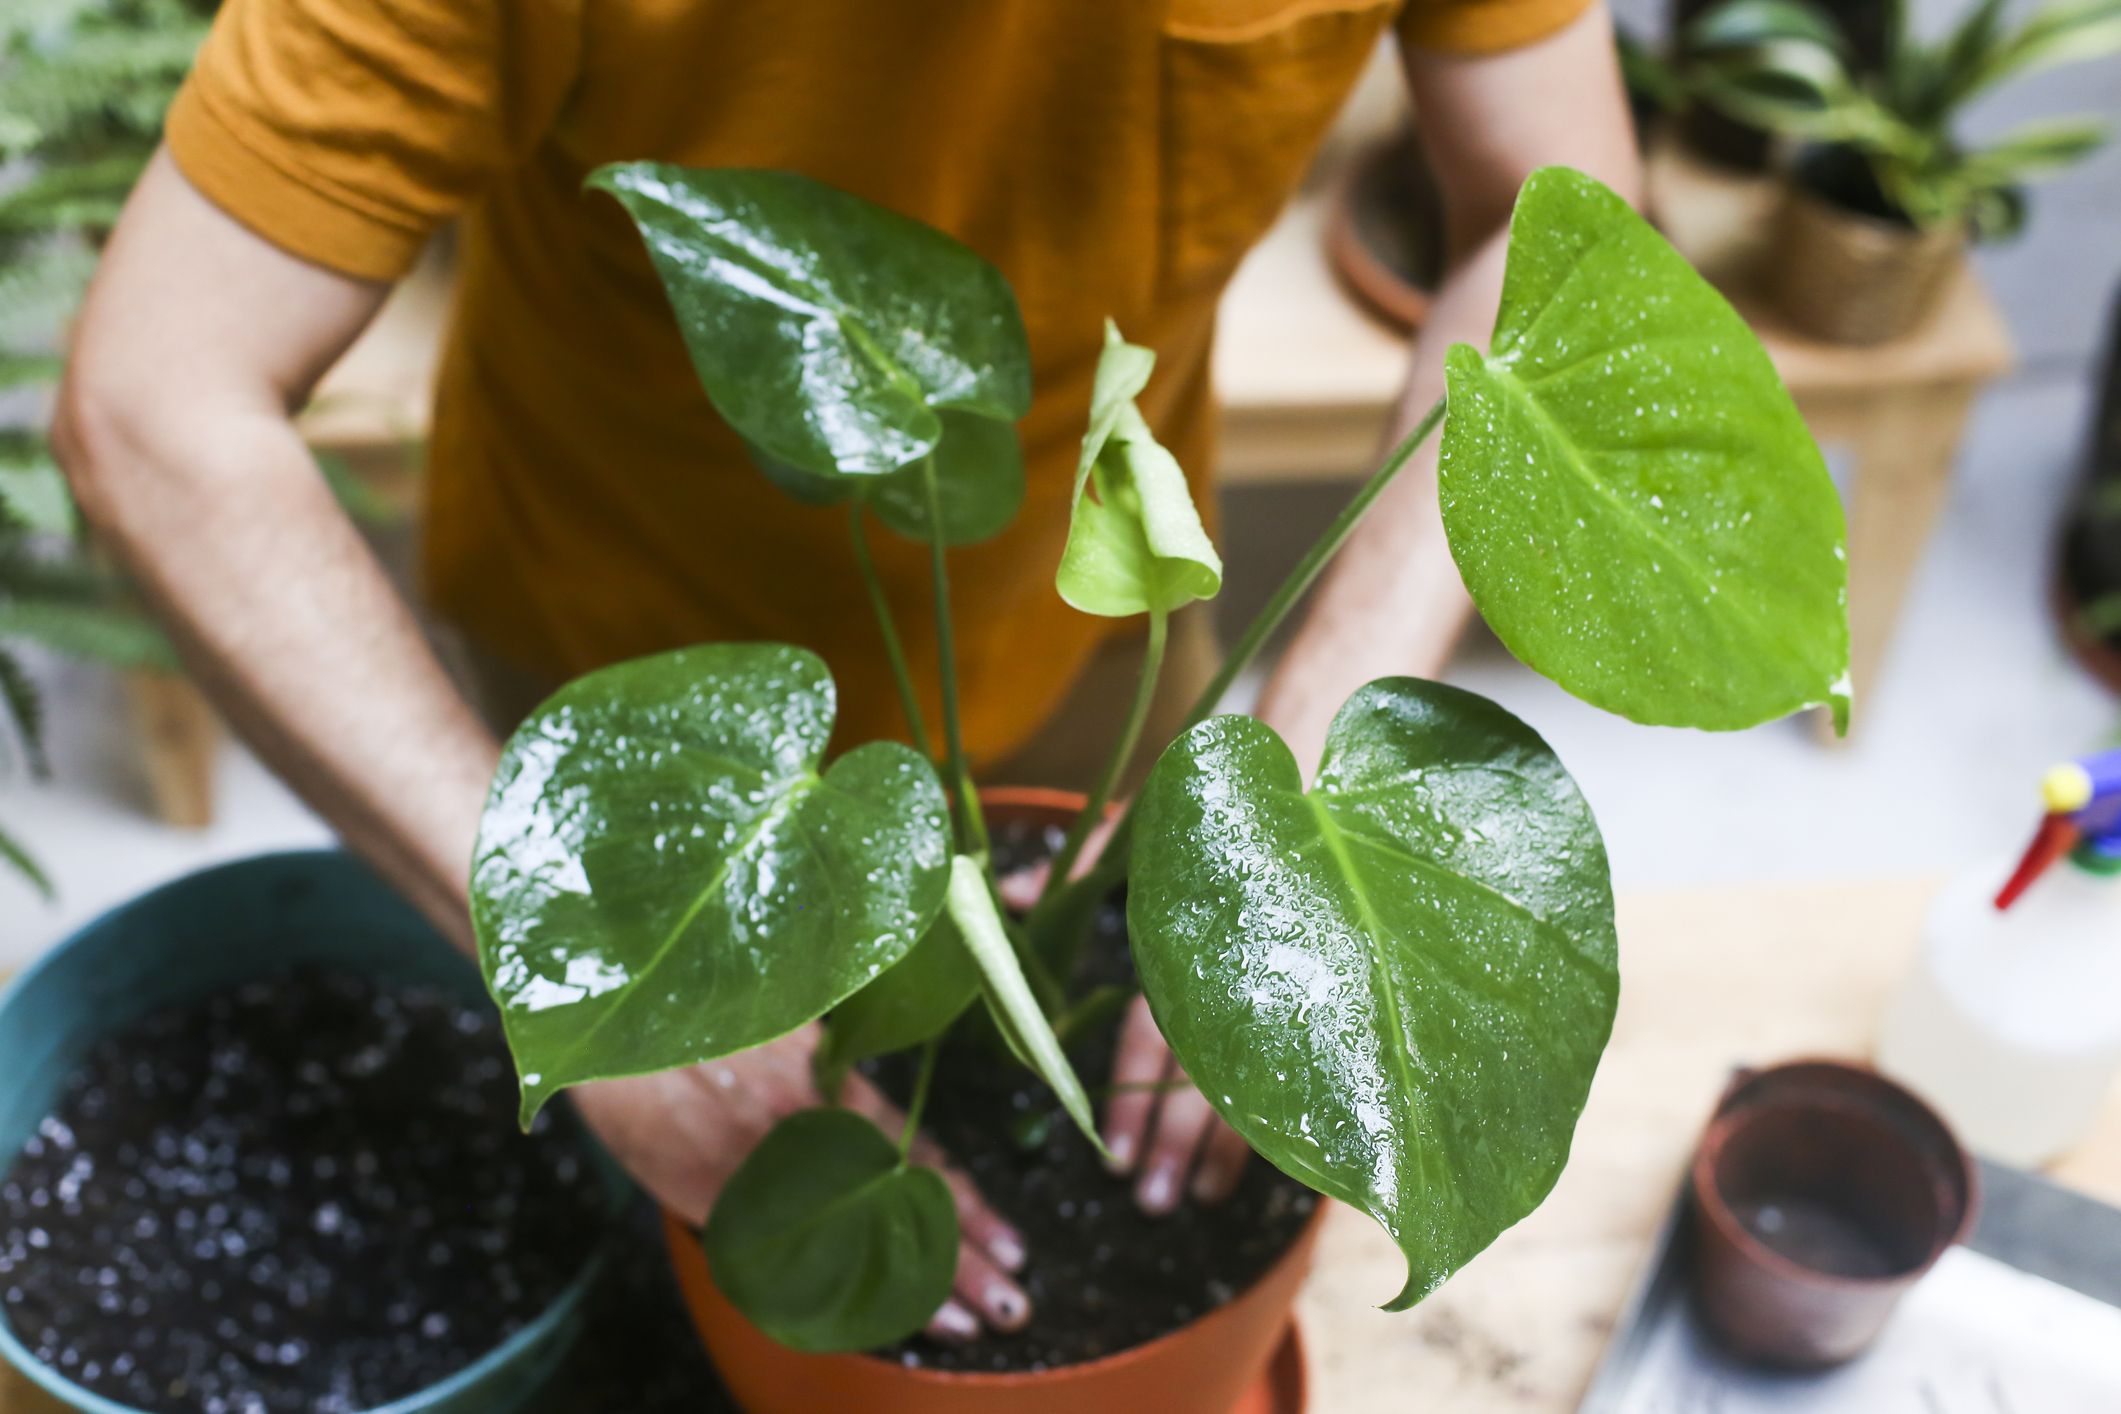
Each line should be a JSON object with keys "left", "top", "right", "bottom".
{"left": 1160, "top": 0, "right": 1397, "bottom": 299}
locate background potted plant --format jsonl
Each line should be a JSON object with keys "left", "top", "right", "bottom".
{"left": 467, "top": 164, "right": 1849, "bottom": 1413}
{"left": 2, "top": 0, "right": 404, "bottom": 835}
{"left": 1684, "top": 0, "right": 2121, "bottom": 342}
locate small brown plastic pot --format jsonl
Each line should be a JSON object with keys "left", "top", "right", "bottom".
{"left": 664, "top": 787, "right": 1326, "bottom": 1414}
{"left": 1688, "top": 1059, "right": 1979, "bottom": 1368}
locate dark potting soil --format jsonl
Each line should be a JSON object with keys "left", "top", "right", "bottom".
{"left": 870, "top": 816, "right": 1318, "bottom": 1374}
{"left": 0, "top": 967, "right": 612, "bottom": 1414}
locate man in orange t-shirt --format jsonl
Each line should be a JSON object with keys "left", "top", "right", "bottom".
{"left": 56, "top": 0, "right": 1639, "bottom": 1338}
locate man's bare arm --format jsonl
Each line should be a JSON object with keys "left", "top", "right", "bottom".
{"left": 54, "top": 152, "right": 499, "bottom": 946}
{"left": 1255, "top": 4, "right": 1643, "bottom": 767}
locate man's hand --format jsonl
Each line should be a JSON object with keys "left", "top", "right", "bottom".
{"left": 1100, "top": 995, "right": 1252, "bottom": 1210}
{"left": 574, "top": 1025, "right": 1030, "bottom": 1342}
{"left": 1000, "top": 817, "right": 1253, "bottom": 1213}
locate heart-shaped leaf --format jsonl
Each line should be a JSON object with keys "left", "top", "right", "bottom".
{"left": 472, "top": 644, "right": 951, "bottom": 1123}
{"left": 590, "top": 163, "right": 1031, "bottom": 479}
{"left": 945, "top": 855, "right": 1107, "bottom": 1156}
{"left": 1440, "top": 166, "right": 1850, "bottom": 732}
{"left": 819, "top": 910, "right": 981, "bottom": 1086}
{"left": 745, "top": 407, "right": 1026, "bottom": 547}
{"left": 704, "top": 1107, "right": 958, "bottom": 1353}
{"left": 868, "top": 410, "right": 1026, "bottom": 546}
{"left": 1129, "top": 678, "right": 1618, "bottom": 1309}
{"left": 1057, "top": 323, "right": 1222, "bottom": 617}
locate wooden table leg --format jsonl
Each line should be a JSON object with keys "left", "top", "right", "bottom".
{"left": 1801, "top": 381, "right": 1978, "bottom": 740}
{"left": 120, "top": 668, "right": 220, "bottom": 828}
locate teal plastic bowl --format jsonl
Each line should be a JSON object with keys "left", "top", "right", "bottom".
{"left": 0, "top": 851, "right": 625, "bottom": 1414}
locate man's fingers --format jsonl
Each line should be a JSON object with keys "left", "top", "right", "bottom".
{"left": 998, "top": 812, "right": 1120, "bottom": 912}
{"left": 1136, "top": 1079, "right": 1216, "bottom": 1216}
{"left": 925, "top": 1298, "right": 979, "bottom": 1344}
{"left": 996, "top": 861, "right": 1048, "bottom": 913}
{"left": 1191, "top": 1119, "right": 1252, "bottom": 1205}
{"left": 952, "top": 1238, "right": 1031, "bottom": 1332}
{"left": 1101, "top": 994, "right": 1169, "bottom": 1175}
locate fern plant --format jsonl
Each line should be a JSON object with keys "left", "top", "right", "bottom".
{"left": 0, "top": 0, "right": 207, "bottom": 895}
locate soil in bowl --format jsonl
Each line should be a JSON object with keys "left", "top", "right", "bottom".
{"left": 0, "top": 966, "right": 610, "bottom": 1413}
{"left": 866, "top": 817, "right": 1319, "bottom": 1374}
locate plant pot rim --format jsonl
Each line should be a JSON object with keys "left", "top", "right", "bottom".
{"left": 1784, "top": 181, "right": 1964, "bottom": 247}
{"left": 1688, "top": 1058, "right": 1979, "bottom": 1294}
{"left": 661, "top": 1202, "right": 1328, "bottom": 1390}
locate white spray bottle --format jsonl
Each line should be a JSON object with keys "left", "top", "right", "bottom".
{"left": 1876, "top": 750, "right": 2121, "bottom": 1166}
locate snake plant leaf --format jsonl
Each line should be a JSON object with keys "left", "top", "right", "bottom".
{"left": 745, "top": 407, "right": 1026, "bottom": 547}
{"left": 945, "top": 855, "right": 1108, "bottom": 1156}
{"left": 1129, "top": 678, "right": 1617, "bottom": 1309}
{"left": 472, "top": 644, "right": 952, "bottom": 1124}
{"left": 590, "top": 163, "right": 1031, "bottom": 480}
{"left": 1440, "top": 167, "right": 1851, "bottom": 733}
{"left": 819, "top": 910, "right": 982, "bottom": 1085}
{"left": 703, "top": 1107, "right": 958, "bottom": 1353}
{"left": 1057, "top": 322, "right": 1222, "bottom": 618}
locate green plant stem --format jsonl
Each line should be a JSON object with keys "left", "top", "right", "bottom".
{"left": 897, "top": 1037, "right": 942, "bottom": 1159}
{"left": 922, "top": 460, "right": 990, "bottom": 858}
{"left": 1038, "top": 608, "right": 1167, "bottom": 908}
{"left": 1035, "top": 395, "right": 1447, "bottom": 926}
{"left": 848, "top": 502, "right": 933, "bottom": 758}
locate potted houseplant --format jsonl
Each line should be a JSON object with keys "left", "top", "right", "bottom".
{"left": 1660, "top": 0, "right": 1893, "bottom": 171}
{"left": 3, "top": 0, "right": 215, "bottom": 830}
{"left": 467, "top": 164, "right": 1850, "bottom": 1413}
{"left": 1684, "top": 0, "right": 2121, "bottom": 343}
{"left": 2, "top": 0, "right": 392, "bottom": 836}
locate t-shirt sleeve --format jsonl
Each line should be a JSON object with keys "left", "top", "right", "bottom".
{"left": 165, "top": 0, "right": 579, "bottom": 282}
{"left": 1397, "top": 0, "right": 1596, "bottom": 55}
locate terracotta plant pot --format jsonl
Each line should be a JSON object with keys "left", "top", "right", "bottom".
{"left": 1325, "top": 125, "right": 1441, "bottom": 334}
{"left": 1771, "top": 186, "right": 1964, "bottom": 345}
{"left": 1688, "top": 1060, "right": 1979, "bottom": 1368}
{"left": 662, "top": 787, "right": 1329, "bottom": 1414}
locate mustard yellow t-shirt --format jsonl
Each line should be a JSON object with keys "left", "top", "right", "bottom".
{"left": 167, "top": 0, "right": 1589, "bottom": 763}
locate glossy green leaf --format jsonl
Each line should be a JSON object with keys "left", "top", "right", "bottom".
{"left": 589, "top": 163, "right": 1031, "bottom": 479}
{"left": 1129, "top": 678, "right": 1618, "bottom": 1309}
{"left": 745, "top": 407, "right": 1026, "bottom": 547}
{"left": 472, "top": 644, "right": 951, "bottom": 1123}
{"left": 944, "top": 855, "right": 1107, "bottom": 1156}
{"left": 703, "top": 1108, "right": 958, "bottom": 1353}
{"left": 1440, "top": 168, "right": 1851, "bottom": 732}
{"left": 819, "top": 910, "right": 981, "bottom": 1084}
{"left": 1057, "top": 323, "right": 1222, "bottom": 618}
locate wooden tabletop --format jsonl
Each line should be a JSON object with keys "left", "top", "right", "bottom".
{"left": 1299, "top": 875, "right": 2121, "bottom": 1411}
{"left": 7, "top": 875, "right": 2115, "bottom": 1411}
